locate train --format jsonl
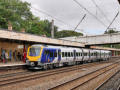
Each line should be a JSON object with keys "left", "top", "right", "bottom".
{"left": 26, "top": 44, "right": 112, "bottom": 69}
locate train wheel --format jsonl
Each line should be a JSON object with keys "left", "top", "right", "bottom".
{"left": 43, "top": 65, "right": 48, "bottom": 70}
{"left": 49, "top": 64, "right": 53, "bottom": 69}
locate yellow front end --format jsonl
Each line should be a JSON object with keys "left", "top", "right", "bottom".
{"left": 27, "top": 46, "right": 43, "bottom": 62}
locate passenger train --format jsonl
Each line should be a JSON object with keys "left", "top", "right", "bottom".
{"left": 26, "top": 45, "right": 111, "bottom": 69}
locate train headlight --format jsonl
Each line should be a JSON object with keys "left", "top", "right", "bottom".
{"left": 31, "top": 62, "right": 35, "bottom": 66}
{"left": 26, "top": 60, "right": 29, "bottom": 65}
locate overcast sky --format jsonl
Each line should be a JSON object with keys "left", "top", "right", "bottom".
{"left": 22, "top": 0, "right": 120, "bottom": 35}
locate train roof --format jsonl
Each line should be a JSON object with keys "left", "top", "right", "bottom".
{"left": 30, "top": 44, "right": 111, "bottom": 52}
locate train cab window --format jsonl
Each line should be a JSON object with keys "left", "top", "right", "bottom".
{"left": 54, "top": 52, "right": 57, "bottom": 57}
{"left": 62, "top": 52, "right": 64, "bottom": 57}
{"left": 68, "top": 52, "right": 71, "bottom": 57}
{"left": 65, "top": 52, "right": 67, "bottom": 57}
{"left": 79, "top": 53, "right": 80, "bottom": 56}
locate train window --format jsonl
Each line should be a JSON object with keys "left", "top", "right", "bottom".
{"left": 44, "top": 50, "right": 49, "bottom": 55}
{"left": 92, "top": 53, "right": 93, "bottom": 56}
{"left": 62, "top": 52, "right": 64, "bottom": 57}
{"left": 50, "top": 52, "right": 53, "bottom": 57}
{"left": 90, "top": 53, "right": 92, "bottom": 56}
{"left": 71, "top": 52, "right": 73, "bottom": 57}
{"left": 79, "top": 53, "right": 80, "bottom": 56}
{"left": 58, "top": 51, "right": 61, "bottom": 55}
{"left": 44, "top": 50, "right": 47, "bottom": 55}
{"left": 68, "top": 52, "right": 71, "bottom": 57}
{"left": 84, "top": 53, "right": 85, "bottom": 56}
{"left": 76, "top": 52, "right": 78, "bottom": 57}
{"left": 65, "top": 52, "right": 67, "bottom": 57}
{"left": 81, "top": 53, "right": 82, "bottom": 56}
{"left": 44, "top": 50, "right": 46, "bottom": 55}
{"left": 54, "top": 52, "right": 57, "bottom": 57}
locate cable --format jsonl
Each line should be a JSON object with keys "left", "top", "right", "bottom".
{"left": 30, "top": 6, "right": 79, "bottom": 30}
{"left": 91, "top": 0, "right": 111, "bottom": 23}
{"left": 105, "top": 11, "right": 119, "bottom": 32}
{"left": 30, "top": 6, "right": 87, "bottom": 34}
{"left": 74, "top": 14, "right": 86, "bottom": 31}
{"left": 73, "top": 0, "right": 107, "bottom": 27}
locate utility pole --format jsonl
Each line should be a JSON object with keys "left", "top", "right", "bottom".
{"left": 51, "top": 19, "right": 54, "bottom": 38}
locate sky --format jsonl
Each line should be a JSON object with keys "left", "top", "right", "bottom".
{"left": 22, "top": 0, "right": 120, "bottom": 35}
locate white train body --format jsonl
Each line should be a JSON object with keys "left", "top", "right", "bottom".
{"left": 26, "top": 45, "right": 112, "bottom": 69}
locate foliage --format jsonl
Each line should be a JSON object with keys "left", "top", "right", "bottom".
{"left": 56, "top": 30, "right": 83, "bottom": 38}
{"left": 0, "top": 0, "right": 33, "bottom": 31}
{"left": 0, "top": 0, "right": 55, "bottom": 37}
{"left": 103, "top": 29, "right": 120, "bottom": 49}
{"left": 0, "top": 0, "right": 83, "bottom": 38}
{"left": 104, "top": 29, "right": 118, "bottom": 34}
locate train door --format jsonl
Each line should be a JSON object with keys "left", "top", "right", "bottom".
{"left": 49, "top": 49, "right": 55, "bottom": 63}
{"left": 73, "top": 50, "right": 76, "bottom": 60}
{"left": 81, "top": 49, "right": 84, "bottom": 62}
{"left": 58, "top": 49, "right": 61, "bottom": 61}
{"left": 89, "top": 50, "right": 91, "bottom": 60}
{"left": 41, "top": 48, "right": 48, "bottom": 63}
{"left": 41, "top": 48, "right": 55, "bottom": 63}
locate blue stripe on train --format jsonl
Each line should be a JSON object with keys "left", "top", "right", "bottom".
{"left": 41, "top": 48, "right": 59, "bottom": 63}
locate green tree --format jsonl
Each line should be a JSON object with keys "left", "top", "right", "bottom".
{"left": 0, "top": 0, "right": 58, "bottom": 37}
{"left": 0, "top": 0, "right": 83, "bottom": 38}
{"left": 103, "top": 29, "right": 120, "bottom": 48}
{"left": 55, "top": 30, "right": 83, "bottom": 38}
{"left": 0, "top": 0, "right": 33, "bottom": 31}
{"left": 104, "top": 29, "right": 118, "bottom": 34}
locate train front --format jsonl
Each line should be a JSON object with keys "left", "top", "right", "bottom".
{"left": 26, "top": 45, "right": 43, "bottom": 69}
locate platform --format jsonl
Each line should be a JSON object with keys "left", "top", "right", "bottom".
{"left": 0, "top": 62, "right": 25, "bottom": 70}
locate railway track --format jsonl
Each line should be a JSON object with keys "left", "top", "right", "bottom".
{"left": 0, "top": 70, "right": 31, "bottom": 78}
{"left": 117, "top": 84, "right": 120, "bottom": 90}
{"left": 0, "top": 62, "right": 99, "bottom": 79}
{"left": 0, "top": 57, "right": 116, "bottom": 79}
{"left": 49, "top": 61, "right": 120, "bottom": 90}
{"left": 0, "top": 62, "right": 106, "bottom": 87}
{"left": 95, "top": 68, "right": 120, "bottom": 90}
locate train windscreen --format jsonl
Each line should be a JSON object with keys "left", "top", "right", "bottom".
{"left": 29, "top": 47, "right": 41, "bottom": 56}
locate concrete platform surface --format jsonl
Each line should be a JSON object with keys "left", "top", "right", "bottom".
{"left": 0, "top": 62, "right": 25, "bottom": 68}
